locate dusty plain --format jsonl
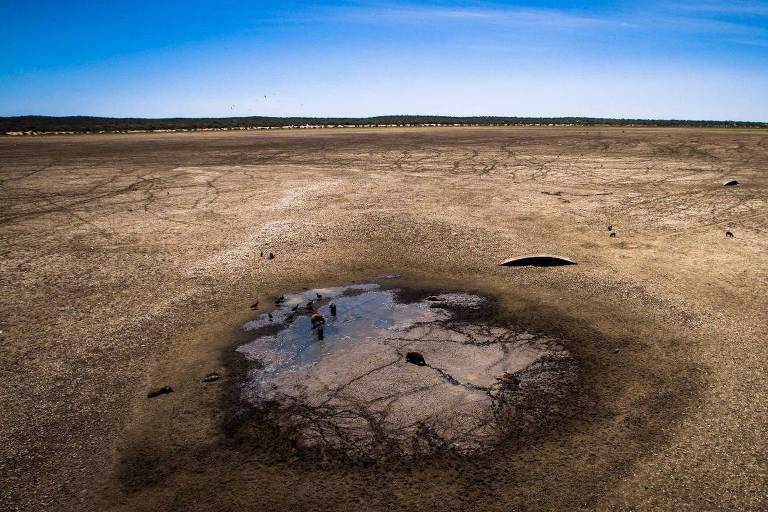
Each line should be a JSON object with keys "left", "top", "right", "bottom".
{"left": 1, "top": 126, "right": 767, "bottom": 511}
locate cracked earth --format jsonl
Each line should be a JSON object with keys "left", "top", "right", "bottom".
{"left": 1, "top": 127, "right": 767, "bottom": 511}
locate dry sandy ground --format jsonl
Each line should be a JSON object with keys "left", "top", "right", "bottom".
{"left": 1, "top": 127, "right": 767, "bottom": 511}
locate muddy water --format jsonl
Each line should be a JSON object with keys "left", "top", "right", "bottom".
{"left": 237, "top": 283, "right": 577, "bottom": 459}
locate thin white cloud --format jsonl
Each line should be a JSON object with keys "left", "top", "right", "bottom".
{"left": 671, "top": 1, "right": 768, "bottom": 16}
{"left": 728, "top": 37, "right": 768, "bottom": 46}
{"left": 337, "top": 4, "right": 626, "bottom": 29}
{"left": 652, "top": 14, "right": 767, "bottom": 35}
{"left": 328, "top": 2, "right": 767, "bottom": 37}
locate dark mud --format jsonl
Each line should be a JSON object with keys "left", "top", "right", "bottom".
{"left": 234, "top": 283, "right": 578, "bottom": 460}
{"left": 221, "top": 281, "right": 580, "bottom": 463}
{"left": 115, "top": 276, "right": 703, "bottom": 512}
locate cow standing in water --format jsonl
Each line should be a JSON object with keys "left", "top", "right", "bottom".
{"left": 311, "top": 312, "right": 325, "bottom": 341}
{"left": 311, "top": 312, "right": 325, "bottom": 329}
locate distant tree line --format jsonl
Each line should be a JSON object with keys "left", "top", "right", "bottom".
{"left": 2, "top": 115, "right": 766, "bottom": 133}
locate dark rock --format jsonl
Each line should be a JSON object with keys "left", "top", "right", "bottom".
{"left": 202, "top": 373, "right": 221, "bottom": 383}
{"left": 147, "top": 386, "right": 173, "bottom": 398}
{"left": 329, "top": 303, "right": 337, "bottom": 316}
{"left": 406, "top": 352, "right": 426, "bottom": 366}
{"left": 495, "top": 372, "right": 519, "bottom": 387}
{"left": 500, "top": 254, "right": 576, "bottom": 267}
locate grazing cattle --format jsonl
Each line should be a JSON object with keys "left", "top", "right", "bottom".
{"left": 610, "top": 232, "right": 617, "bottom": 238}
{"left": 726, "top": 231, "right": 734, "bottom": 237}
{"left": 268, "top": 252, "right": 274, "bottom": 260}
{"left": 147, "top": 386, "right": 173, "bottom": 398}
{"left": 608, "top": 225, "right": 613, "bottom": 231}
{"left": 329, "top": 303, "right": 337, "bottom": 316}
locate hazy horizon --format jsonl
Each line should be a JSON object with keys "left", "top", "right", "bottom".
{"left": 3, "top": 114, "right": 765, "bottom": 123}
{"left": 3, "top": 1, "right": 768, "bottom": 122}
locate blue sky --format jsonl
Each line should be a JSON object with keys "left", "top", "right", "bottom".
{"left": 2, "top": 1, "right": 767, "bottom": 120}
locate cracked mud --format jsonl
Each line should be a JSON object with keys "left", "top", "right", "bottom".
{"left": 236, "top": 284, "right": 578, "bottom": 459}
{"left": 8, "top": 128, "right": 764, "bottom": 511}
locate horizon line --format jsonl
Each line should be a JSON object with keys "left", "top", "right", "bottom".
{"left": 3, "top": 114, "right": 768, "bottom": 124}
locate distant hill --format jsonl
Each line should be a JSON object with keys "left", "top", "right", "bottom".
{"left": 2, "top": 115, "right": 766, "bottom": 134}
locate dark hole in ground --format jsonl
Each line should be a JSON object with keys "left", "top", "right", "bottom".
{"left": 406, "top": 351, "right": 427, "bottom": 366}
{"left": 723, "top": 180, "right": 739, "bottom": 186}
{"left": 500, "top": 255, "right": 577, "bottom": 267}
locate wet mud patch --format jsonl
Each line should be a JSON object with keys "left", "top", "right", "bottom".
{"left": 114, "top": 275, "right": 705, "bottom": 512}
{"left": 231, "top": 283, "right": 579, "bottom": 461}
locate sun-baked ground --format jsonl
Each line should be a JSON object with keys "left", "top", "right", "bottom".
{"left": 1, "top": 127, "right": 767, "bottom": 511}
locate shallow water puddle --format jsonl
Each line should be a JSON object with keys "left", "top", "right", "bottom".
{"left": 237, "top": 283, "right": 577, "bottom": 458}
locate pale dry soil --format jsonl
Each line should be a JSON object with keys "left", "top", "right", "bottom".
{"left": 1, "top": 127, "right": 766, "bottom": 511}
